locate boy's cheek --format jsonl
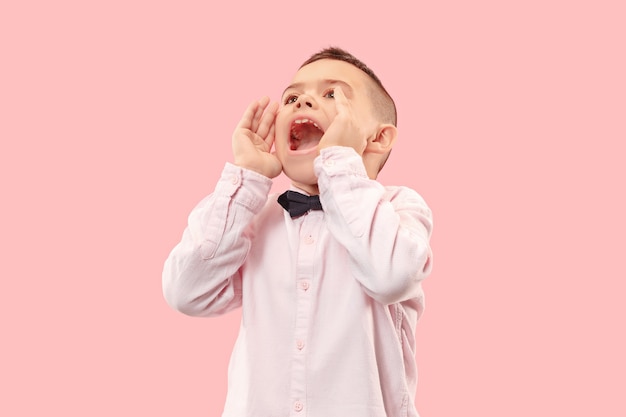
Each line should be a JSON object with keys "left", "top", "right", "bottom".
{"left": 274, "top": 127, "right": 288, "bottom": 150}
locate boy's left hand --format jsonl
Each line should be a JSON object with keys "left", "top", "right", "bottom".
{"left": 318, "top": 86, "right": 368, "bottom": 155}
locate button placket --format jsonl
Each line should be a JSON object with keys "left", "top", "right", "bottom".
{"left": 289, "top": 214, "right": 321, "bottom": 415}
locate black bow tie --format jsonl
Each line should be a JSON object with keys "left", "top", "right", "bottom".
{"left": 278, "top": 190, "right": 323, "bottom": 218}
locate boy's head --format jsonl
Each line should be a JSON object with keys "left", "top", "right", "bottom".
{"left": 300, "top": 48, "right": 397, "bottom": 127}
{"left": 274, "top": 47, "right": 398, "bottom": 194}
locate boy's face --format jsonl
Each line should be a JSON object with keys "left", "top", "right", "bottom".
{"left": 275, "top": 59, "right": 379, "bottom": 191}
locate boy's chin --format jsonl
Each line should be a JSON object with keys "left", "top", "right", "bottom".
{"left": 282, "top": 162, "right": 318, "bottom": 190}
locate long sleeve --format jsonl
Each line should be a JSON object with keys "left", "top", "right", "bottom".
{"left": 162, "top": 163, "right": 272, "bottom": 317}
{"left": 314, "top": 146, "right": 433, "bottom": 305}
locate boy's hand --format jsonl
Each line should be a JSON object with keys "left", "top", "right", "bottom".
{"left": 232, "top": 97, "right": 282, "bottom": 178}
{"left": 318, "top": 86, "right": 368, "bottom": 155}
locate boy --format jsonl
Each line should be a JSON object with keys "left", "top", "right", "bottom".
{"left": 163, "top": 47, "right": 433, "bottom": 417}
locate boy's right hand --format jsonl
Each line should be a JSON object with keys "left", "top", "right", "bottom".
{"left": 232, "top": 97, "right": 282, "bottom": 178}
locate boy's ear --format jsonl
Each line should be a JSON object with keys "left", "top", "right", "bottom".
{"left": 365, "top": 124, "right": 398, "bottom": 154}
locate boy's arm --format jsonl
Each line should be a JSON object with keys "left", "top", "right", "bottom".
{"left": 163, "top": 97, "right": 277, "bottom": 317}
{"left": 315, "top": 147, "right": 433, "bottom": 306}
{"left": 162, "top": 163, "right": 272, "bottom": 316}
{"left": 315, "top": 86, "right": 432, "bottom": 305}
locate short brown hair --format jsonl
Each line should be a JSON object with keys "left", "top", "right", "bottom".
{"left": 300, "top": 47, "right": 397, "bottom": 127}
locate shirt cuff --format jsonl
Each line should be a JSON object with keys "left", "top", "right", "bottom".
{"left": 214, "top": 163, "right": 272, "bottom": 213}
{"left": 314, "top": 146, "right": 369, "bottom": 179}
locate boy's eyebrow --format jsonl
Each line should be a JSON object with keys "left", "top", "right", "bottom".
{"left": 281, "top": 79, "right": 354, "bottom": 96}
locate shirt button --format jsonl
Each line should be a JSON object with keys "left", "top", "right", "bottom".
{"left": 300, "top": 281, "right": 309, "bottom": 291}
{"left": 324, "top": 159, "right": 335, "bottom": 167}
{"left": 304, "top": 235, "right": 314, "bottom": 245}
{"left": 296, "top": 340, "right": 305, "bottom": 350}
{"left": 294, "top": 401, "right": 303, "bottom": 412}
{"left": 230, "top": 175, "right": 239, "bottom": 185}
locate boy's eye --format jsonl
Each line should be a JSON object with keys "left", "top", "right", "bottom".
{"left": 324, "top": 89, "right": 335, "bottom": 99}
{"left": 284, "top": 95, "right": 298, "bottom": 105}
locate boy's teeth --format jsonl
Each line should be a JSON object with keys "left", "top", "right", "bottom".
{"left": 294, "top": 119, "right": 321, "bottom": 130}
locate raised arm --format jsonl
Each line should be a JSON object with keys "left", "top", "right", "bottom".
{"left": 162, "top": 98, "right": 278, "bottom": 316}
{"left": 315, "top": 87, "right": 432, "bottom": 305}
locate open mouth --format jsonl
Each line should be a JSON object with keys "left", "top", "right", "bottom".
{"left": 289, "top": 118, "right": 324, "bottom": 151}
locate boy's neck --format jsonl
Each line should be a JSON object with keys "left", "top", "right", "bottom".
{"left": 291, "top": 182, "right": 319, "bottom": 196}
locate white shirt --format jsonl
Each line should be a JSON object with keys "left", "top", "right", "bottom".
{"left": 163, "top": 146, "right": 433, "bottom": 417}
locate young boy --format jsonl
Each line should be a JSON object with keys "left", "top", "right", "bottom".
{"left": 163, "top": 47, "right": 433, "bottom": 417}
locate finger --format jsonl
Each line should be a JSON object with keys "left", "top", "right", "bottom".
{"left": 265, "top": 123, "right": 276, "bottom": 150}
{"left": 257, "top": 101, "right": 278, "bottom": 139}
{"left": 333, "top": 86, "right": 350, "bottom": 114}
{"left": 235, "top": 99, "right": 259, "bottom": 130}
{"left": 251, "top": 96, "right": 270, "bottom": 132}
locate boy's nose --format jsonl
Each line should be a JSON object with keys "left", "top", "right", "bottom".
{"left": 295, "top": 95, "right": 315, "bottom": 109}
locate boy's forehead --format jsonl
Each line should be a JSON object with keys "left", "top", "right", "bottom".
{"left": 288, "top": 59, "right": 369, "bottom": 87}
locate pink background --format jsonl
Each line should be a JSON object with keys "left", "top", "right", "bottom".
{"left": 2, "top": 0, "right": 624, "bottom": 415}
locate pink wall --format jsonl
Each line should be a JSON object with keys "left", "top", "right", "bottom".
{"left": 2, "top": 0, "right": 624, "bottom": 415}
